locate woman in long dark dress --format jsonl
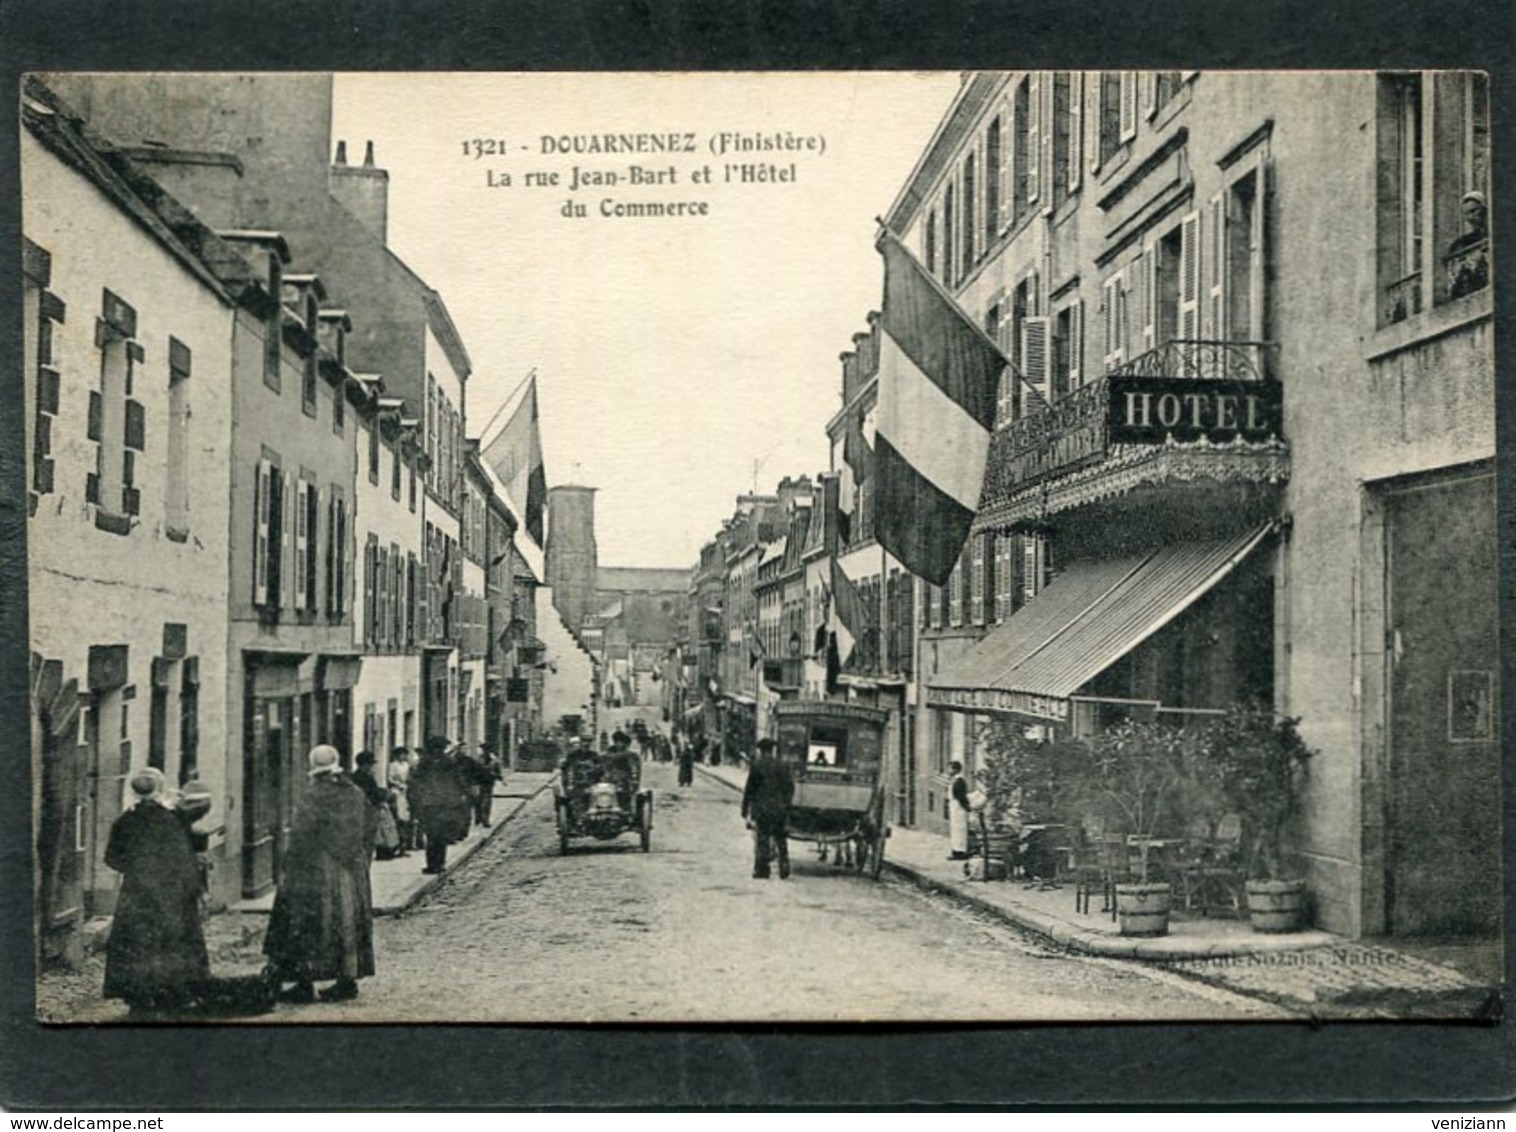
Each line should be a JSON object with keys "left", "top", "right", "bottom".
{"left": 263, "top": 745, "right": 376, "bottom": 1003}
{"left": 102, "top": 768, "right": 210, "bottom": 1014}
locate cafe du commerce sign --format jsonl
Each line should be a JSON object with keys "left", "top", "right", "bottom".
{"left": 1106, "top": 376, "right": 1284, "bottom": 447}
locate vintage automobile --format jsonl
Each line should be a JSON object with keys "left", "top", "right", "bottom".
{"left": 553, "top": 745, "right": 653, "bottom": 853}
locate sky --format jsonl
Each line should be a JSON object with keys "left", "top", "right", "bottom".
{"left": 331, "top": 72, "right": 961, "bottom": 569}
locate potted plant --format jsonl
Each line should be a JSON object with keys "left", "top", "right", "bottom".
{"left": 1205, "top": 704, "right": 1316, "bottom": 932}
{"left": 1079, "top": 719, "right": 1188, "bottom": 936}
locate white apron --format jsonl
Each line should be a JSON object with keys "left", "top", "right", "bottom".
{"left": 948, "top": 774, "right": 969, "bottom": 854}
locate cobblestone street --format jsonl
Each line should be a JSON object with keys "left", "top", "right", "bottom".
{"left": 39, "top": 760, "right": 1289, "bottom": 1023}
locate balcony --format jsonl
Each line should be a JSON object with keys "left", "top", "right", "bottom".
{"left": 978, "top": 340, "right": 1289, "bottom": 533}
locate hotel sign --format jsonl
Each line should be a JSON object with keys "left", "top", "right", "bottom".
{"left": 1107, "top": 377, "right": 1283, "bottom": 446}
{"left": 995, "top": 375, "right": 1284, "bottom": 494}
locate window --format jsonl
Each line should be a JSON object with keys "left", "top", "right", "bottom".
{"left": 326, "top": 490, "right": 349, "bottom": 617}
{"left": 1013, "top": 77, "right": 1031, "bottom": 221}
{"left": 165, "top": 338, "right": 191, "bottom": 538}
{"left": 264, "top": 252, "right": 283, "bottom": 392}
{"left": 1096, "top": 71, "right": 1136, "bottom": 168}
{"left": 985, "top": 118, "right": 1002, "bottom": 244}
{"left": 332, "top": 378, "right": 345, "bottom": 435}
{"left": 924, "top": 210, "right": 937, "bottom": 277}
{"left": 942, "top": 185, "right": 956, "bottom": 287}
{"left": 1052, "top": 300, "right": 1083, "bottom": 400}
{"left": 89, "top": 291, "right": 144, "bottom": 531}
{"left": 367, "top": 419, "right": 380, "bottom": 484}
{"left": 1146, "top": 71, "right": 1183, "bottom": 119}
{"left": 408, "top": 456, "right": 417, "bottom": 513}
{"left": 970, "top": 533, "right": 986, "bottom": 625}
{"left": 1434, "top": 72, "right": 1490, "bottom": 305}
{"left": 1102, "top": 269, "right": 1130, "bottom": 371}
{"left": 994, "top": 532, "right": 1018, "bottom": 623}
{"left": 301, "top": 344, "right": 317, "bottom": 416}
{"left": 391, "top": 436, "right": 402, "bottom": 500}
{"left": 178, "top": 658, "right": 199, "bottom": 785}
{"left": 1378, "top": 73, "right": 1425, "bottom": 324}
{"left": 934, "top": 709, "right": 953, "bottom": 775}
{"left": 253, "top": 457, "right": 286, "bottom": 609}
{"left": 24, "top": 240, "right": 64, "bottom": 505}
{"left": 948, "top": 557, "right": 964, "bottom": 627}
{"left": 1051, "top": 72, "right": 1080, "bottom": 205}
{"left": 961, "top": 151, "right": 977, "bottom": 275}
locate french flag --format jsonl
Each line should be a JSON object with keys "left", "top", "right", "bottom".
{"left": 873, "top": 230, "right": 1003, "bottom": 588}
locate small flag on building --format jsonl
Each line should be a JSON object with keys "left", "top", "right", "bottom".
{"left": 873, "top": 229, "right": 1003, "bottom": 587}
{"left": 481, "top": 373, "right": 547, "bottom": 547}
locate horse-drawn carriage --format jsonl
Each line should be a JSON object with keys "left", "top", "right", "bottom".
{"left": 773, "top": 700, "right": 890, "bottom": 879}
{"left": 553, "top": 745, "right": 653, "bottom": 853}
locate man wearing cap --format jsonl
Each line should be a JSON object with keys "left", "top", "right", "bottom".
{"left": 741, "top": 737, "right": 795, "bottom": 880}
{"left": 102, "top": 768, "right": 211, "bottom": 1014}
{"left": 408, "top": 735, "right": 473, "bottom": 874}
{"left": 603, "top": 730, "right": 640, "bottom": 808}
{"left": 264, "top": 745, "right": 376, "bottom": 1004}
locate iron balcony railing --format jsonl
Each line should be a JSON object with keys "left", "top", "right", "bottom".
{"left": 988, "top": 339, "right": 1279, "bottom": 501}
{"left": 1384, "top": 270, "right": 1423, "bottom": 325}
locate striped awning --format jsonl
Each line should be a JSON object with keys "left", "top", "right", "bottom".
{"left": 927, "top": 523, "right": 1275, "bottom": 720}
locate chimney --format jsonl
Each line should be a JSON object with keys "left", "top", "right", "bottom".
{"left": 329, "top": 137, "right": 390, "bottom": 244}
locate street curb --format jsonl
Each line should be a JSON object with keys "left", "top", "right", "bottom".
{"left": 694, "top": 763, "right": 1337, "bottom": 963}
{"left": 375, "top": 774, "right": 558, "bottom": 915}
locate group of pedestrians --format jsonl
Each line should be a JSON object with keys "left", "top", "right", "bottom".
{"left": 101, "top": 735, "right": 505, "bottom": 1015}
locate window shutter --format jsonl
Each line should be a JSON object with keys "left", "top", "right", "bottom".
{"left": 325, "top": 494, "right": 337, "bottom": 614}
{"left": 1207, "top": 191, "right": 1227, "bottom": 341}
{"left": 294, "top": 479, "right": 308, "bottom": 611}
{"left": 38, "top": 365, "right": 60, "bottom": 416}
{"left": 1068, "top": 298, "right": 1083, "bottom": 389}
{"left": 1179, "top": 210, "right": 1201, "bottom": 358}
{"left": 1027, "top": 73, "right": 1041, "bottom": 207}
{"left": 1138, "top": 248, "right": 1156, "bottom": 354}
{"left": 87, "top": 390, "right": 103, "bottom": 442}
{"left": 306, "top": 484, "right": 320, "bottom": 611}
{"left": 1068, "top": 72, "right": 1084, "bottom": 192}
{"left": 364, "top": 537, "right": 377, "bottom": 644}
{"left": 1119, "top": 71, "right": 1138, "bottom": 142}
{"left": 335, "top": 497, "right": 348, "bottom": 615}
{"left": 123, "top": 399, "right": 146, "bottom": 453}
{"left": 254, "top": 460, "right": 270, "bottom": 605}
{"left": 1020, "top": 316, "right": 1051, "bottom": 410}
{"left": 1141, "top": 71, "right": 1157, "bottom": 120}
{"left": 1088, "top": 72, "right": 1104, "bottom": 173}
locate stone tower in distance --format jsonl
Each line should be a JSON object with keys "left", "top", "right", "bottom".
{"left": 546, "top": 485, "right": 598, "bottom": 632}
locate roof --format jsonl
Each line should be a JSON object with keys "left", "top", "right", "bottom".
{"left": 759, "top": 537, "right": 788, "bottom": 567}
{"left": 597, "top": 566, "right": 688, "bottom": 594}
{"left": 22, "top": 77, "right": 267, "bottom": 312}
{"left": 929, "top": 524, "right": 1275, "bottom": 708}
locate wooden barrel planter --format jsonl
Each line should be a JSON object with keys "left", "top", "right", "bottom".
{"left": 1114, "top": 882, "right": 1172, "bottom": 937}
{"left": 1246, "top": 879, "right": 1308, "bottom": 932}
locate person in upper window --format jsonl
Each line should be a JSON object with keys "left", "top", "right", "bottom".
{"left": 1448, "top": 190, "right": 1489, "bottom": 299}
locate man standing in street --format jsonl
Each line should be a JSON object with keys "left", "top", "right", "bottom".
{"left": 741, "top": 737, "right": 794, "bottom": 880}
{"left": 409, "top": 736, "right": 472, "bottom": 875}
